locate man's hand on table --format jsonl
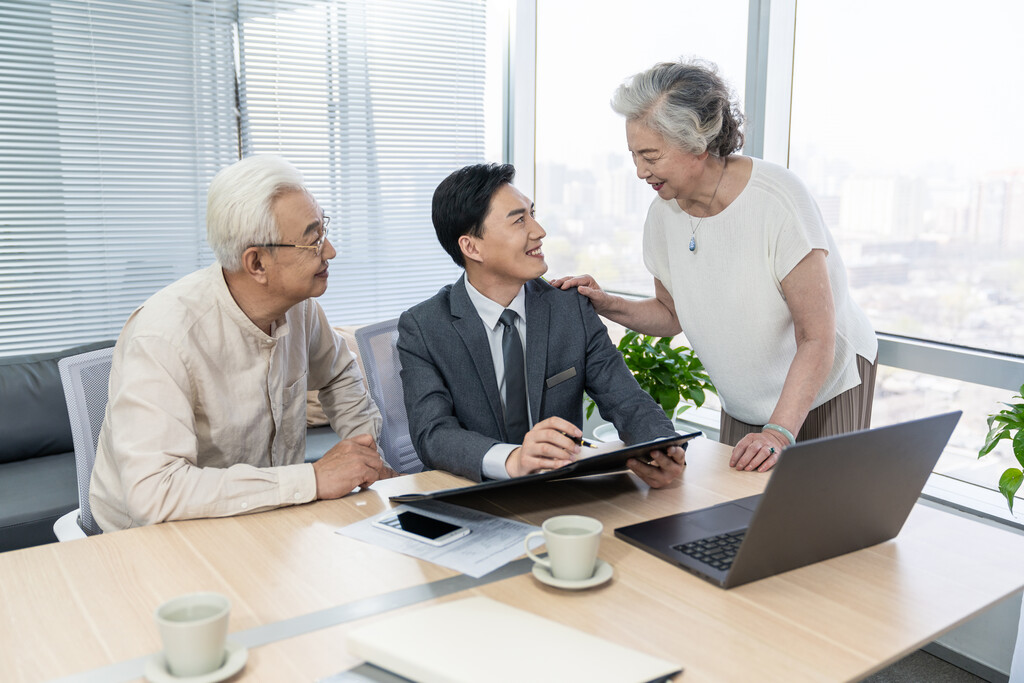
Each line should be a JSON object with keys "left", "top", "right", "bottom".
{"left": 313, "top": 433, "right": 398, "bottom": 499}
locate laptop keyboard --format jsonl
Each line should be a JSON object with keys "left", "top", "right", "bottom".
{"left": 673, "top": 530, "right": 746, "bottom": 571}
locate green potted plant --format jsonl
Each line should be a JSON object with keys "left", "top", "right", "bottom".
{"left": 588, "top": 330, "right": 717, "bottom": 421}
{"left": 978, "top": 382, "right": 1024, "bottom": 512}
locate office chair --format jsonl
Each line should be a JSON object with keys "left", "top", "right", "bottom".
{"left": 53, "top": 346, "right": 114, "bottom": 540}
{"left": 355, "top": 318, "right": 423, "bottom": 473}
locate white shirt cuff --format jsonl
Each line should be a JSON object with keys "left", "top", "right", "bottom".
{"left": 482, "top": 443, "right": 518, "bottom": 480}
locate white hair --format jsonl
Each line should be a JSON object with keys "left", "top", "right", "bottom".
{"left": 205, "top": 155, "right": 306, "bottom": 271}
{"left": 611, "top": 58, "right": 744, "bottom": 157}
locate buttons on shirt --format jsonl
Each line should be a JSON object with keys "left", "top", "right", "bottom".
{"left": 293, "top": 492, "right": 302, "bottom": 501}
{"left": 240, "top": 502, "right": 248, "bottom": 510}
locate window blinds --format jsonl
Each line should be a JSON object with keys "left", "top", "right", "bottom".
{"left": 0, "top": 0, "right": 239, "bottom": 355}
{"left": 237, "top": 0, "right": 482, "bottom": 324}
{"left": 0, "top": 0, "right": 489, "bottom": 356}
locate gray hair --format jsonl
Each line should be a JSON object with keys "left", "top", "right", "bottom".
{"left": 611, "top": 58, "right": 744, "bottom": 157}
{"left": 205, "top": 155, "right": 307, "bottom": 271}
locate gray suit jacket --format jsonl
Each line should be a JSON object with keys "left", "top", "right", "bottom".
{"left": 397, "top": 275, "right": 676, "bottom": 481}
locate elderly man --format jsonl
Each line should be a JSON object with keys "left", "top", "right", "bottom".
{"left": 397, "top": 163, "right": 685, "bottom": 486}
{"left": 91, "top": 155, "right": 392, "bottom": 531}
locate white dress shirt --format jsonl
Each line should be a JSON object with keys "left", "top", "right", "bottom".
{"left": 463, "top": 279, "right": 531, "bottom": 479}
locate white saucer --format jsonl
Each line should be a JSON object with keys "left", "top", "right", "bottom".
{"left": 532, "top": 559, "right": 614, "bottom": 590}
{"left": 145, "top": 641, "right": 248, "bottom": 683}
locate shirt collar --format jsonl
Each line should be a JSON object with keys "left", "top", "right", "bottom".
{"left": 212, "top": 263, "right": 291, "bottom": 342}
{"left": 464, "top": 278, "right": 526, "bottom": 331}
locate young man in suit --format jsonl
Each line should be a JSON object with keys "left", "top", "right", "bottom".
{"left": 397, "top": 163, "right": 685, "bottom": 486}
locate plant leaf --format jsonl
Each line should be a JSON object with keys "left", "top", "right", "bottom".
{"left": 1015, "top": 430, "right": 1024, "bottom": 470}
{"left": 651, "top": 368, "right": 676, "bottom": 386}
{"left": 654, "top": 337, "right": 673, "bottom": 352}
{"left": 979, "top": 427, "right": 1011, "bottom": 458}
{"left": 991, "top": 413, "right": 1024, "bottom": 429}
{"left": 634, "top": 355, "right": 657, "bottom": 370}
{"left": 654, "top": 386, "right": 680, "bottom": 416}
{"left": 661, "top": 349, "right": 684, "bottom": 365}
{"left": 608, "top": 328, "right": 717, "bottom": 420}
{"left": 998, "top": 468, "right": 1024, "bottom": 513}
{"left": 684, "top": 385, "right": 706, "bottom": 407}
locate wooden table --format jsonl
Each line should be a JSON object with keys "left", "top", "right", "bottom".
{"left": 3, "top": 437, "right": 1024, "bottom": 682}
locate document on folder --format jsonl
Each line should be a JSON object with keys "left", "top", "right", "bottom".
{"left": 343, "top": 597, "right": 682, "bottom": 683}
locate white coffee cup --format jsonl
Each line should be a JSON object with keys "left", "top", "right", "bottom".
{"left": 524, "top": 515, "right": 603, "bottom": 581}
{"left": 154, "top": 592, "right": 231, "bottom": 677}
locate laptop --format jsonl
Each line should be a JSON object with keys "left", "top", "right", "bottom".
{"left": 614, "top": 411, "right": 961, "bottom": 589}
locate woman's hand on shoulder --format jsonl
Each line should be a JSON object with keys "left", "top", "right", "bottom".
{"left": 549, "top": 273, "right": 600, "bottom": 289}
{"left": 547, "top": 273, "right": 613, "bottom": 314}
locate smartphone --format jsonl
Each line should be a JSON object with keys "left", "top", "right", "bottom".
{"left": 373, "top": 510, "right": 471, "bottom": 547}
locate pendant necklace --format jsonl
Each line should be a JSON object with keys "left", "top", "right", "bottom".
{"left": 688, "top": 156, "right": 728, "bottom": 254}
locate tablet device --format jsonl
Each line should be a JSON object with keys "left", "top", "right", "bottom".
{"left": 390, "top": 431, "right": 700, "bottom": 503}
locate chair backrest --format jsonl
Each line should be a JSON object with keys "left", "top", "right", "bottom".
{"left": 355, "top": 319, "right": 423, "bottom": 473}
{"left": 58, "top": 346, "right": 114, "bottom": 536}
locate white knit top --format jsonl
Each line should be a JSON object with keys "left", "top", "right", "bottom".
{"left": 643, "top": 158, "right": 877, "bottom": 424}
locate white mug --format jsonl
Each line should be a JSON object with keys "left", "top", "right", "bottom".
{"left": 154, "top": 592, "right": 231, "bottom": 677}
{"left": 524, "top": 515, "right": 603, "bottom": 581}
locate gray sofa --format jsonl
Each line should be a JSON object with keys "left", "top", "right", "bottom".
{"left": 0, "top": 340, "right": 343, "bottom": 554}
{"left": 0, "top": 340, "right": 116, "bottom": 552}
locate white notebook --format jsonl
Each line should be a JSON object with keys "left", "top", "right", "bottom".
{"left": 346, "top": 597, "right": 682, "bottom": 683}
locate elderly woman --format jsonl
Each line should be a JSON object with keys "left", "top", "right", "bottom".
{"left": 551, "top": 59, "right": 877, "bottom": 472}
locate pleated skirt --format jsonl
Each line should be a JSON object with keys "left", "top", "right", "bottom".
{"left": 719, "top": 354, "right": 878, "bottom": 447}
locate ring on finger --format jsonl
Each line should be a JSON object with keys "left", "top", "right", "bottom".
{"left": 769, "top": 447, "right": 776, "bottom": 456}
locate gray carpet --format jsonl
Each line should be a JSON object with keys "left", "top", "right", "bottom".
{"left": 862, "top": 650, "right": 988, "bottom": 682}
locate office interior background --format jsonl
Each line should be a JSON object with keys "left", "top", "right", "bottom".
{"left": 2, "top": 0, "right": 1023, "bottom": 675}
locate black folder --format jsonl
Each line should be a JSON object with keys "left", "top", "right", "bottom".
{"left": 390, "top": 432, "right": 701, "bottom": 503}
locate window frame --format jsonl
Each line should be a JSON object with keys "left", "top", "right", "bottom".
{"left": 749, "top": 0, "right": 1024, "bottom": 526}
{"left": 515, "top": 0, "right": 1024, "bottom": 525}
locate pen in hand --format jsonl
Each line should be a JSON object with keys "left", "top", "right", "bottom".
{"left": 561, "top": 432, "right": 598, "bottom": 449}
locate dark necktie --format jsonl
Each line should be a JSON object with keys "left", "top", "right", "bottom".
{"left": 499, "top": 309, "right": 529, "bottom": 443}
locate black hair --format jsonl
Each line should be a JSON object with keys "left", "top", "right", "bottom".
{"left": 432, "top": 163, "right": 516, "bottom": 268}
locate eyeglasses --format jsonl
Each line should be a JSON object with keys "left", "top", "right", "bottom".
{"left": 251, "top": 216, "right": 331, "bottom": 257}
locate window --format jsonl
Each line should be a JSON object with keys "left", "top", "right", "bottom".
{"left": 534, "top": 0, "right": 749, "bottom": 296}
{"left": 789, "top": 0, "right": 1024, "bottom": 496}
{"left": 237, "top": 0, "right": 502, "bottom": 324}
{"left": 0, "top": 0, "right": 502, "bottom": 356}
{"left": 0, "top": 0, "right": 238, "bottom": 355}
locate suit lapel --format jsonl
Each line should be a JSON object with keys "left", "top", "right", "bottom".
{"left": 524, "top": 279, "right": 550, "bottom": 424}
{"left": 450, "top": 275, "right": 506, "bottom": 437}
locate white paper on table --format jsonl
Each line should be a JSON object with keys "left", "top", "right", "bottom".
{"left": 336, "top": 499, "right": 542, "bottom": 578}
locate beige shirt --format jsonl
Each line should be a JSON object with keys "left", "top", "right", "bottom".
{"left": 90, "top": 264, "right": 382, "bottom": 531}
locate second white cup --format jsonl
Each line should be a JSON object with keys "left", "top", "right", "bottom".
{"left": 524, "top": 514, "right": 603, "bottom": 581}
{"left": 154, "top": 591, "right": 231, "bottom": 677}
